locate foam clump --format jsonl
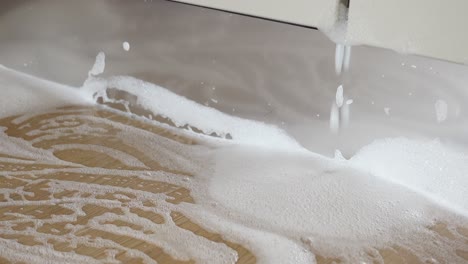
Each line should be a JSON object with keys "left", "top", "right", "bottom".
{"left": 82, "top": 76, "right": 301, "bottom": 150}
{"left": 122, "top": 41, "right": 130, "bottom": 51}
{"left": 203, "top": 144, "right": 466, "bottom": 263}
{"left": 351, "top": 137, "right": 468, "bottom": 215}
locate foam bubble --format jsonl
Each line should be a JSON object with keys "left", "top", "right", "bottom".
{"left": 122, "top": 41, "right": 130, "bottom": 51}
{"left": 81, "top": 74, "right": 301, "bottom": 150}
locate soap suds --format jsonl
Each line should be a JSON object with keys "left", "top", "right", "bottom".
{"left": 122, "top": 41, "right": 130, "bottom": 51}
{"left": 0, "top": 63, "right": 467, "bottom": 264}
{"left": 330, "top": 52, "right": 351, "bottom": 133}
{"left": 80, "top": 54, "right": 301, "bottom": 150}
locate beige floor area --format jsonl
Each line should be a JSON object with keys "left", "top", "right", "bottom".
{"left": 0, "top": 105, "right": 467, "bottom": 264}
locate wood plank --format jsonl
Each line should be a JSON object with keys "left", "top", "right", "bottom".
{"left": 0, "top": 105, "right": 467, "bottom": 263}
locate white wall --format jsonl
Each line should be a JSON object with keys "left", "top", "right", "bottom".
{"left": 347, "top": 0, "right": 468, "bottom": 65}
{"left": 173, "top": 0, "right": 341, "bottom": 30}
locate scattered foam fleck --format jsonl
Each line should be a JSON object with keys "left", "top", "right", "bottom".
{"left": 351, "top": 137, "right": 468, "bottom": 215}
{"left": 1, "top": 61, "right": 468, "bottom": 264}
{"left": 122, "top": 41, "right": 130, "bottom": 51}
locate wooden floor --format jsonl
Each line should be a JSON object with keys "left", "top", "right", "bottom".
{"left": 0, "top": 105, "right": 467, "bottom": 264}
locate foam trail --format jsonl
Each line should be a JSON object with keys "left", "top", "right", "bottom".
{"left": 343, "top": 46, "right": 351, "bottom": 71}
{"left": 335, "top": 85, "right": 344, "bottom": 107}
{"left": 123, "top": 41, "right": 130, "bottom": 51}
{"left": 81, "top": 52, "right": 301, "bottom": 149}
{"left": 341, "top": 100, "right": 350, "bottom": 127}
{"left": 331, "top": 44, "right": 352, "bottom": 133}
{"left": 1, "top": 64, "right": 468, "bottom": 264}
{"left": 88, "top": 52, "right": 105, "bottom": 76}
{"left": 335, "top": 44, "right": 345, "bottom": 75}
{"left": 0, "top": 65, "right": 91, "bottom": 118}
{"left": 82, "top": 76, "right": 302, "bottom": 150}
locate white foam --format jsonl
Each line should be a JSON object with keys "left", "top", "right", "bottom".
{"left": 351, "top": 137, "right": 468, "bottom": 215}
{"left": 335, "top": 85, "right": 344, "bottom": 107}
{"left": 2, "top": 64, "right": 468, "bottom": 264}
{"left": 80, "top": 53, "right": 300, "bottom": 149}
{"left": 0, "top": 65, "right": 91, "bottom": 118}
{"left": 81, "top": 76, "right": 301, "bottom": 150}
{"left": 334, "top": 149, "right": 345, "bottom": 160}
{"left": 334, "top": 44, "right": 351, "bottom": 75}
{"left": 122, "top": 41, "right": 130, "bottom": 51}
{"left": 88, "top": 52, "right": 105, "bottom": 76}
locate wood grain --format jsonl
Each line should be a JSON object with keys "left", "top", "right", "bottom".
{"left": 0, "top": 105, "right": 467, "bottom": 264}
